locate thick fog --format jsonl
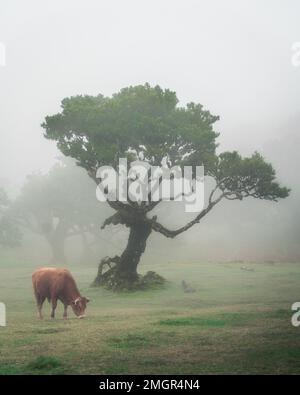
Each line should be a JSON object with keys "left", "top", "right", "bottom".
{"left": 0, "top": 0, "right": 299, "bottom": 263}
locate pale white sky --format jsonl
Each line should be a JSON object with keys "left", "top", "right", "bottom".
{"left": 0, "top": 0, "right": 299, "bottom": 191}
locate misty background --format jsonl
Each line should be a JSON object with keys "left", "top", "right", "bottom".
{"left": 0, "top": 0, "right": 299, "bottom": 265}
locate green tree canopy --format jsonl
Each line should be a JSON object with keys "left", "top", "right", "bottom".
{"left": 42, "top": 84, "right": 219, "bottom": 173}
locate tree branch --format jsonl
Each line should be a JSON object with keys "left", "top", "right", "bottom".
{"left": 101, "top": 212, "right": 123, "bottom": 229}
{"left": 149, "top": 193, "right": 225, "bottom": 238}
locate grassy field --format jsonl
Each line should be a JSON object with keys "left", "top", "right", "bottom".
{"left": 0, "top": 259, "right": 300, "bottom": 374}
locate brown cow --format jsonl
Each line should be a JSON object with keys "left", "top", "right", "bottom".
{"left": 32, "top": 267, "right": 90, "bottom": 319}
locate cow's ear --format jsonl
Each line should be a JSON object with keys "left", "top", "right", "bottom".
{"left": 86, "top": 297, "right": 90, "bottom": 303}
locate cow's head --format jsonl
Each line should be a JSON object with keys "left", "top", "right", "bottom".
{"left": 71, "top": 296, "right": 90, "bottom": 318}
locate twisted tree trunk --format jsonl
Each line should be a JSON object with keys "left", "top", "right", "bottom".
{"left": 93, "top": 221, "right": 152, "bottom": 290}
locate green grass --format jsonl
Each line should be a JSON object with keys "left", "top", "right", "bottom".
{"left": 0, "top": 258, "right": 300, "bottom": 374}
{"left": 27, "top": 356, "right": 63, "bottom": 371}
{"left": 157, "top": 312, "right": 254, "bottom": 327}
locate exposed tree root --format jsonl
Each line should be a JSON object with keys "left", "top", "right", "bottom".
{"left": 91, "top": 256, "right": 166, "bottom": 291}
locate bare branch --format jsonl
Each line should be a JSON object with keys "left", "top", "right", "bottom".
{"left": 100, "top": 212, "right": 123, "bottom": 229}
{"left": 150, "top": 193, "right": 225, "bottom": 238}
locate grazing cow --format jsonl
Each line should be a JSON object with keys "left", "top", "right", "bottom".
{"left": 32, "top": 267, "right": 90, "bottom": 319}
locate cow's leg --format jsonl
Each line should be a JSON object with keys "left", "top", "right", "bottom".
{"left": 50, "top": 298, "right": 57, "bottom": 319}
{"left": 35, "top": 292, "right": 45, "bottom": 319}
{"left": 38, "top": 297, "right": 46, "bottom": 319}
{"left": 63, "top": 304, "right": 68, "bottom": 319}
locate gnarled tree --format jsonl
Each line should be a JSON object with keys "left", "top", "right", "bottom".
{"left": 42, "top": 84, "right": 289, "bottom": 290}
